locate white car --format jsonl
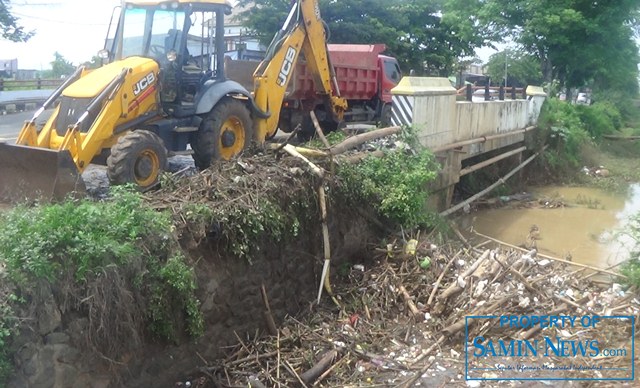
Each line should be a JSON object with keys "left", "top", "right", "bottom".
{"left": 472, "top": 89, "right": 498, "bottom": 102}
{"left": 576, "top": 93, "right": 590, "bottom": 105}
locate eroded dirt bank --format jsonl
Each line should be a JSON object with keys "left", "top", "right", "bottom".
{"left": 4, "top": 154, "right": 385, "bottom": 387}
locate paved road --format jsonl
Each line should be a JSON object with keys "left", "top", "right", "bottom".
{"left": 0, "top": 109, "right": 54, "bottom": 140}
{"left": 0, "top": 111, "right": 32, "bottom": 140}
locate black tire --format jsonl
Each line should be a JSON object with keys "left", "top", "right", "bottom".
{"left": 296, "top": 115, "right": 316, "bottom": 143}
{"left": 191, "top": 97, "right": 253, "bottom": 170}
{"left": 380, "top": 103, "right": 393, "bottom": 127}
{"left": 107, "top": 130, "right": 168, "bottom": 189}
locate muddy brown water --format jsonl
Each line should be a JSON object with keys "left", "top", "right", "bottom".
{"left": 458, "top": 184, "right": 640, "bottom": 269}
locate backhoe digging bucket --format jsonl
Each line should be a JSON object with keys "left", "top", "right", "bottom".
{"left": 0, "top": 143, "right": 86, "bottom": 203}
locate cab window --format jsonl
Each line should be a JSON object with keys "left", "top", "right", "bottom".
{"left": 383, "top": 60, "right": 402, "bottom": 84}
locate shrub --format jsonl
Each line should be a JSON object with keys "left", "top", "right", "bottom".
{"left": 537, "top": 98, "right": 589, "bottom": 170}
{"left": 0, "top": 187, "right": 203, "bottom": 356}
{"left": 576, "top": 102, "right": 622, "bottom": 138}
{"left": 337, "top": 138, "right": 439, "bottom": 229}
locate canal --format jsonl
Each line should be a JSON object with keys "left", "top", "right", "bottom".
{"left": 458, "top": 184, "right": 640, "bottom": 269}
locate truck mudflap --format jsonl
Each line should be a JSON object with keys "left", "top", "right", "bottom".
{"left": 0, "top": 143, "right": 86, "bottom": 203}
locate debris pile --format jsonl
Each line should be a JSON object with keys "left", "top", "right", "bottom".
{"left": 180, "top": 234, "right": 638, "bottom": 387}
{"left": 147, "top": 153, "right": 320, "bottom": 248}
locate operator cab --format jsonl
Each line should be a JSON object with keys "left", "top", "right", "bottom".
{"left": 102, "top": 0, "right": 233, "bottom": 116}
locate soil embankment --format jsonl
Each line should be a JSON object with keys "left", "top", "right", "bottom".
{"left": 3, "top": 153, "right": 385, "bottom": 387}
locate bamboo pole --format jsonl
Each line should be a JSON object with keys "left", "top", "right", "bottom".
{"left": 329, "top": 126, "right": 401, "bottom": 155}
{"left": 266, "top": 143, "right": 329, "bottom": 158}
{"left": 431, "top": 126, "right": 537, "bottom": 153}
{"left": 439, "top": 145, "right": 547, "bottom": 217}
{"left": 280, "top": 144, "right": 325, "bottom": 177}
{"left": 459, "top": 146, "right": 527, "bottom": 176}
{"left": 310, "top": 111, "right": 331, "bottom": 149}
{"left": 316, "top": 185, "right": 333, "bottom": 303}
{"left": 474, "top": 231, "right": 626, "bottom": 278}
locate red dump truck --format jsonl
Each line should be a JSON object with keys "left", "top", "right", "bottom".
{"left": 226, "top": 43, "right": 402, "bottom": 136}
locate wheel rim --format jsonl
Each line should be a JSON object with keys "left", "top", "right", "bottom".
{"left": 218, "top": 116, "right": 245, "bottom": 160}
{"left": 134, "top": 149, "right": 160, "bottom": 187}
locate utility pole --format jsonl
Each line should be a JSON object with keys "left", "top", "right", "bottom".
{"left": 504, "top": 49, "right": 508, "bottom": 87}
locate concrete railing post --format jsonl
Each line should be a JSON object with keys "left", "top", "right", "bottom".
{"left": 526, "top": 85, "right": 547, "bottom": 125}
{"left": 391, "top": 76, "right": 457, "bottom": 151}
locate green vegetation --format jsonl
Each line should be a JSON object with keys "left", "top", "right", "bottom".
{"left": 205, "top": 199, "right": 297, "bottom": 260}
{"left": 0, "top": 188, "right": 203, "bottom": 365}
{"left": 620, "top": 214, "right": 640, "bottom": 288}
{"left": 485, "top": 49, "right": 543, "bottom": 87}
{"left": 0, "top": 0, "right": 33, "bottom": 42}
{"left": 532, "top": 96, "right": 640, "bottom": 193}
{"left": 336, "top": 132, "right": 439, "bottom": 228}
{"left": 238, "top": 0, "right": 486, "bottom": 75}
{"left": 0, "top": 298, "right": 16, "bottom": 386}
{"left": 536, "top": 98, "right": 589, "bottom": 171}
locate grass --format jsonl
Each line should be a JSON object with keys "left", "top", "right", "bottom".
{"left": 575, "top": 111, "right": 640, "bottom": 193}
{"left": 0, "top": 187, "right": 204, "bottom": 385}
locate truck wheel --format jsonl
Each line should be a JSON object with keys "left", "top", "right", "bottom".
{"left": 191, "top": 98, "right": 253, "bottom": 170}
{"left": 296, "top": 115, "right": 316, "bottom": 143}
{"left": 380, "top": 103, "right": 393, "bottom": 127}
{"left": 107, "top": 130, "right": 168, "bottom": 189}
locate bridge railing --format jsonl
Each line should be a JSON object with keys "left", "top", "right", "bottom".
{"left": 456, "top": 84, "right": 527, "bottom": 102}
{"left": 0, "top": 78, "right": 63, "bottom": 91}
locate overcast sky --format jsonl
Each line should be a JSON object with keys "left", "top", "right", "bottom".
{"left": 1, "top": 0, "right": 500, "bottom": 71}
{"left": 0, "top": 0, "right": 121, "bottom": 70}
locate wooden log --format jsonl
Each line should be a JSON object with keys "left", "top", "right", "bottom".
{"left": 437, "top": 250, "right": 490, "bottom": 301}
{"left": 267, "top": 143, "right": 329, "bottom": 158}
{"left": 427, "top": 254, "right": 458, "bottom": 306}
{"left": 399, "top": 284, "right": 421, "bottom": 317}
{"left": 281, "top": 144, "right": 325, "bottom": 178}
{"left": 310, "top": 111, "right": 331, "bottom": 149}
{"left": 440, "top": 145, "right": 547, "bottom": 216}
{"left": 317, "top": 185, "right": 333, "bottom": 303}
{"left": 260, "top": 284, "right": 278, "bottom": 336}
{"left": 459, "top": 146, "right": 527, "bottom": 176}
{"left": 329, "top": 126, "right": 401, "bottom": 155}
{"left": 274, "top": 124, "right": 300, "bottom": 152}
{"left": 300, "top": 350, "right": 338, "bottom": 385}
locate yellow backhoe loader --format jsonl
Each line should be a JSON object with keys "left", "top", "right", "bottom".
{"left": 0, "top": 0, "right": 346, "bottom": 202}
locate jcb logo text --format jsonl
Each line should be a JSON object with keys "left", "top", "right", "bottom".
{"left": 277, "top": 47, "right": 297, "bottom": 87}
{"left": 133, "top": 72, "right": 156, "bottom": 96}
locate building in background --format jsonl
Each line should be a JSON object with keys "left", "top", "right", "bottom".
{"left": 0, "top": 59, "right": 18, "bottom": 78}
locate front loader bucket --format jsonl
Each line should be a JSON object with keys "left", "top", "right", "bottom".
{"left": 0, "top": 143, "right": 86, "bottom": 203}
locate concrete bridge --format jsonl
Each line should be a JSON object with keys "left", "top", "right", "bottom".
{"left": 390, "top": 77, "right": 547, "bottom": 212}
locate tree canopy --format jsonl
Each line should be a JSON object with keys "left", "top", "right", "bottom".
{"left": 485, "top": 49, "right": 543, "bottom": 88}
{"left": 449, "top": 0, "right": 640, "bottom": 93}
{"left": 236, "top": 0, "right": 487, "bottom": 76}
{"left": 236, "top": 0, "right": 638, "bottom": 94}
{"left": 0, "top": 0, "right": 33, "bottom": 42}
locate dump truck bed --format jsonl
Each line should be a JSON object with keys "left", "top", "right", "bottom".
{"left": 225, "top": 44, "right": 386, "bottom": 102}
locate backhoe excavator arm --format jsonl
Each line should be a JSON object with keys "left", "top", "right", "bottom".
{"left": 252, "top": 0, "right": 347, "bottom": 141}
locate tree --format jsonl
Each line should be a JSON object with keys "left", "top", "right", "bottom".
{"left": 0, "top": 0, "right": 33, "bottom": 42}
{"left": 41, "top": 52, "right": 75, "bottom": 78}
{"left": 454, "top": 0, "right": 640, "bottom": 94}
{"left": 82, "top": 55, "right": 104, "bottom": 70}
{"left": 485, "top": 49, "right": 542, "bottom": 87}
{"left": 236, "top": 0, "right": 488, "bottom": 75}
